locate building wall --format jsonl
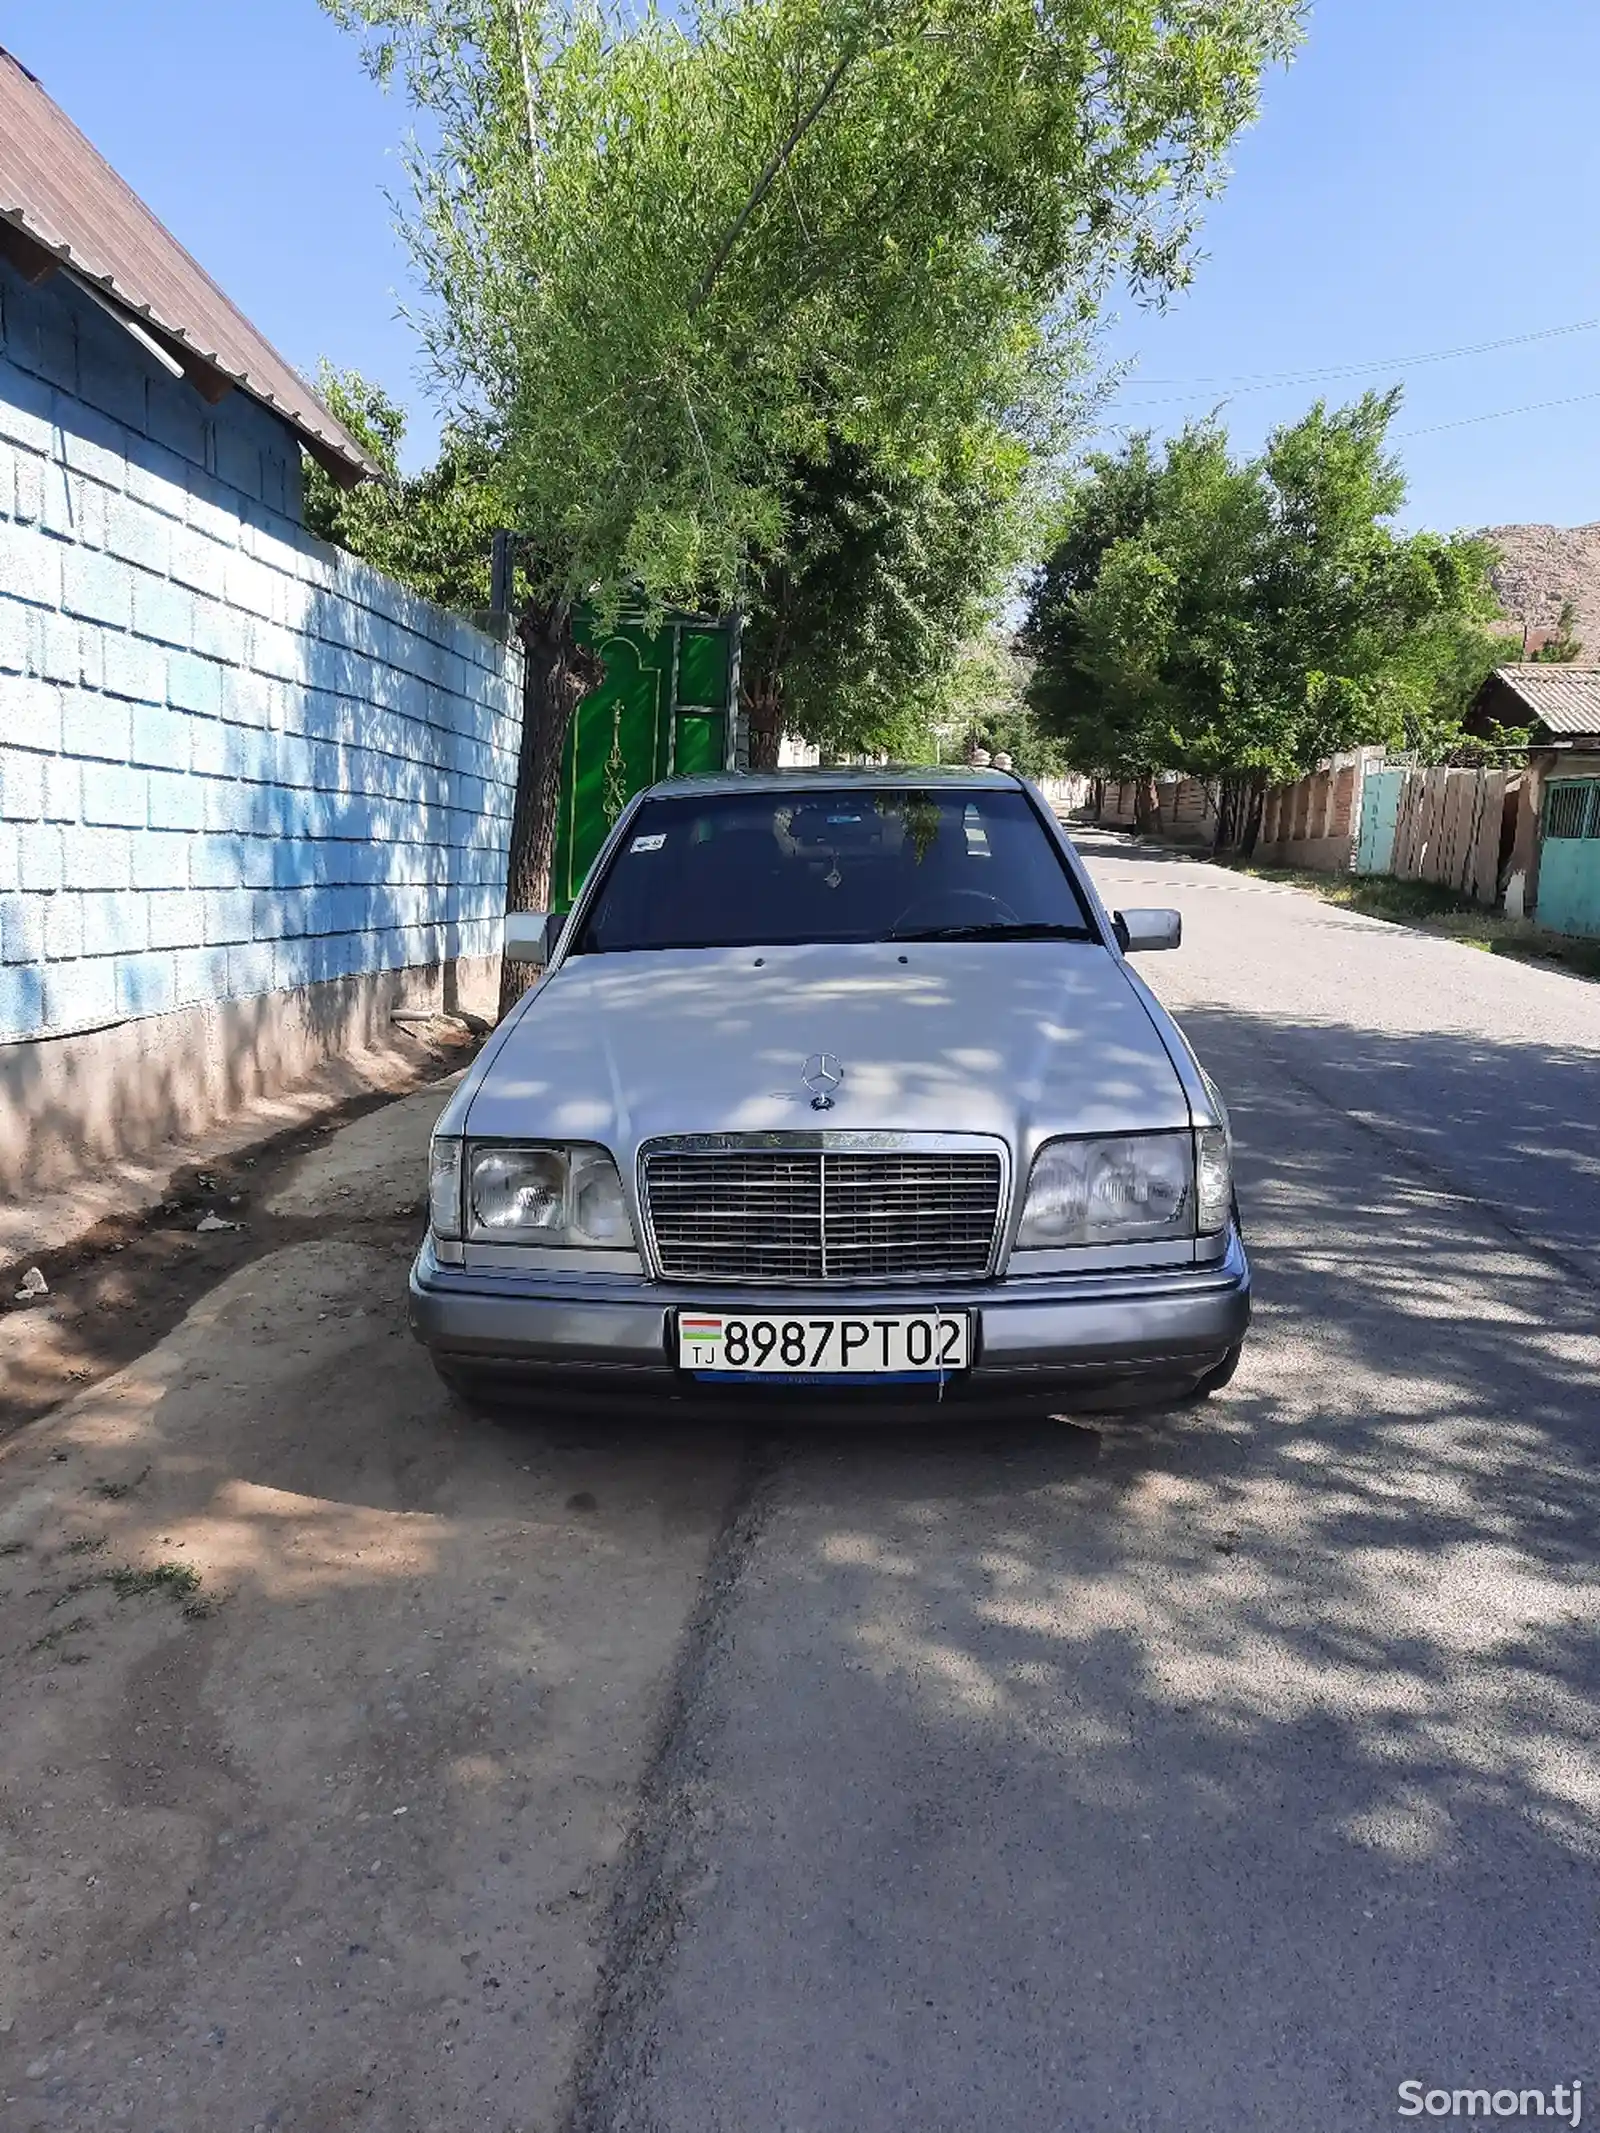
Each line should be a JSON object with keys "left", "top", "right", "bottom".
{"left": 0, "top": 263, "right": 521, "bottom": 1192}
{"left": 1523, "top": 749, "right": 1600, "bottom": 936}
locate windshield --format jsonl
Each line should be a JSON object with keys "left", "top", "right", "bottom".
{"left": 570, "top": 786, "right": 1099, "bottom": 954}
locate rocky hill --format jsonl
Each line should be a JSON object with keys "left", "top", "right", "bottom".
{"left": 1479, "top": 522, "right": 1600, "bottom": 661}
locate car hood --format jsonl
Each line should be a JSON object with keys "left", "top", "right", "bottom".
{"left": 463, "top": 942, "right": 1192, "bottom": 1155}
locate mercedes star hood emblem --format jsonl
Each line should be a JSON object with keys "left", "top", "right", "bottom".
{"left": 802, "top": 1052, "right": 844, "bottom": 1111}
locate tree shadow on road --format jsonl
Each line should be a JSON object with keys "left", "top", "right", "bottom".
{"left": 596, "top": 1006, "right": 1600, "bottom": 2133}
{"left": 1187, "top": 1004, "right": 1600, "bottom": 1288}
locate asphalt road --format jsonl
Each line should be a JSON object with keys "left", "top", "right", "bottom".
{"left": 569, "top": 837, "right": 1600, "bottom": 2133}
{"left": 4, "top": 840, "right": 1597, "bottom": 2133}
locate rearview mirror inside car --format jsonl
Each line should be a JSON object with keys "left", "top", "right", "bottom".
{"left": 504, "top": 911, "right": 565, "bottom": 964}
{"left": 1113, "top": 907, "right": 1182, "bottom": 953}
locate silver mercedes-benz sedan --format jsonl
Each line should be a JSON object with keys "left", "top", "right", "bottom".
{"left": 410, "top": 767, "right": 1249, "bottom": 1417}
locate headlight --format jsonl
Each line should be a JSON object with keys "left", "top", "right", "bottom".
{"left": 1016, "top": 1132, "right": 1193, "bottom": 1248}
{"left": 466, "top": 1143, "right": 636, "bottom": 1249}
{"left": 1195, "top": 1125, "right": 1232, "bottom": 1234}
{"left": 428, "top": 1135, "right": 463, "bottom": 1241}
{"left": 472, "top": 1146, "right": 566, "bottom": 1236}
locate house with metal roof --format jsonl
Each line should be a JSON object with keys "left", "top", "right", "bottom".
{"left": 1467, "top": 664, "right": 1600, "bottom": 749}
{"left": 1466, "top": 667, "right": 1600, "bottom": 935}
{"left": 0, "top": 45, "right": 378, "bottom": 490}
{"left": 0, "top": 44, "right": 525, "bottom": 1223}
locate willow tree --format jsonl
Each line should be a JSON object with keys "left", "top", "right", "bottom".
{"left": 327, "top": 0, "right": 1301, "bottom": 979}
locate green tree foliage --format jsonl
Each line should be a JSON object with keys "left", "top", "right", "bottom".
{"left": 1530, "top": 597, "right": 1584, "bottom": 664}
{"left": 325, "top": 0, "right": 1302, "bottom": 948}
{"left": 1023, "top": 390, "right": 1508, "bottom": 805}
{"left": 302, "top": 366, "right": 505, "bottom": 614}
{"left": 740, "top": 428, "right": 1028, "bottom": 764}
{"left": 920, "top": 635, "right": 1066, "bottom": 777}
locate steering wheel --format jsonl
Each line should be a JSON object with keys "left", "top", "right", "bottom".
{"left": 889, "top": 887, "right": 1021, "bottom": 931}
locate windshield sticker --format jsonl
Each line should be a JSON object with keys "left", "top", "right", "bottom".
{"left": 630, "top": 833, "right": 667, "bottom": 853}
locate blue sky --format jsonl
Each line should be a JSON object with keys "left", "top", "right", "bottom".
{"left": 4, "top": 0, "right": 1598, "bottom": 532}
{"left": 1092, "top": 0, "right": 1600, "bottom": 532}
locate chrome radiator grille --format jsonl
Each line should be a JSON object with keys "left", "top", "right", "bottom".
{"left": 641, "top": 1143, "right": 1004, "bottom": 1284}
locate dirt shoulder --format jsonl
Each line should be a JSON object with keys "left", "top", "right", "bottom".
{"left": 0, "top": 1081, "right": 746, "bottom": 2133}
{"left": 0, "top": 1031, "right": 478, "bottom": 1439}
{"left": 1210, "top": 857, "right": 1600, "bottom": 982}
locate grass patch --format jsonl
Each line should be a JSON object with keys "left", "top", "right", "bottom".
{"left": 63, "top": 1533, "right": 107, "bottom": 1556}
{"left": 107, "top": 1560, "right": 202, "bottom": 1602}
{"left": 1214, "top": 860, "right": 1600, "bottom": 981}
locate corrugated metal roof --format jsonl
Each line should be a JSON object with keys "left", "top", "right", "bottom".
{"left": 1488, "top": 666, "right": 1600, "bottom": 737}
{"left": 0, "top": 45, "right": 382, "bottom": 483}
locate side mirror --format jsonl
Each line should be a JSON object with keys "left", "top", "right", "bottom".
{"left": 1113, "top": 907, "right": 1181, "bottom": 954}
{"left": 503, "top": 911, "right": 566, "bottom": 965}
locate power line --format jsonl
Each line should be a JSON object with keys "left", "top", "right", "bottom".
{"left": 1397, "top": 388, "right": 1600, "bottom": 439}
{"left": 1122, "top": 317, "right": 1599, "bottom": 392}
{"left": 1111, "top": 317, "right": 1600, "bottom": 406}
{"left": 1091, "top": 384, "right": 1600, "bottom": 451}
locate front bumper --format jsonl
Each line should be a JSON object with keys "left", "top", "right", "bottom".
{"left": 408, "top": 1227, "right": 1251, "bottom": 1414}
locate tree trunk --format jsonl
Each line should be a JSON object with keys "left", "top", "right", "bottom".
{"left": 745, "top": 676, "right": 784, "bottom": 770}
{"left": 1217, "top": 776, "right": 1244, "bottom": 851}
{"left": 1217, "top": 774, "right": 1264, "bottom": 854}
{"left": 1134, "top": 775, "right": 1161, "bottom": 836}
{"left": 497, "top": 603, "right": 605, "bottom": 1022}
{"left": 1239, "top": 773, "right": 1267, "bottom": 859}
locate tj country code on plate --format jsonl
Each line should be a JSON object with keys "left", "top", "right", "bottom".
{"left": 678, "top": 1311, "right": 971, "bottom": 1376}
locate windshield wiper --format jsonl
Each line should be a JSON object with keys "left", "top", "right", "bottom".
{"left": 887, "top": 921, "right": 1091, "bottom": 942}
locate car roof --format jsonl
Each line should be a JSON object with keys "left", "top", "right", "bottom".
{"left": 641, "top": 765, "right": 1026, "bottom": 799}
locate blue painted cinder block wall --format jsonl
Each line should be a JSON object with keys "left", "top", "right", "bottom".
{"left": 0, "top": 263, "right": 521, "bottom": 1047}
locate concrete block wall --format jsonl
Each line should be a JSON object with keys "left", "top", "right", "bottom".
{"left": 1097, "top": 779, "right": 1140, "bottom": 828}
{"left": 1255, "top": 756, "right": 1360, "bottom": 873}
{"left": 1154, "top": 776, "right": 1216, "bottom": 846}
{"left": 1090, "top": 764, "right": 1362, "bottom": 867}
{"left": 0, "top": 262, "right": 521, "bottom": 1055}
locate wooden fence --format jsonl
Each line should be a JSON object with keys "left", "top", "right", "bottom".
{"left": 1390, "top": 765, "right": 1517, "bottom": 906}
{"left": 1085, "top": 757, "right": 1519, "bottom": 912}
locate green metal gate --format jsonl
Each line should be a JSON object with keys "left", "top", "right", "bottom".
{"left": 548, "top": 612, "right": 738, "bottom": 910}
{"left": 1537, "top": 778, "right": 1600, "bottom": 938}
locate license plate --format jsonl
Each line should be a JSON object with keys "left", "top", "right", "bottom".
{"left": 678, "top": 1310, "right": 970, "bottom": 1378}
